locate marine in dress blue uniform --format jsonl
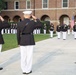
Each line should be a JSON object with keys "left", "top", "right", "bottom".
{"left": 61, "top": 22, "right": 68, "bottom": 40}
{"left": 0, "top": 16, "right": 10, "bottom": 70}
{"left": 17, "top": 11, "right": 42, "bottom": 74}
{"left": 56, "top": 22, "right": 61, "bottom": 39}
{"left": 73, "top": 22, "right": 76, "bottom": 39}
{"left": 43, "top": 23, "right": 47, "bottom": 34}
{"left": 49, "top": 23, "right": 54, "bottom": 38}
{"left": 67, "top": 24, "right": 71, "bottom": 35}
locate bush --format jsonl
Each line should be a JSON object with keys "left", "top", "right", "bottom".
{"left": 41, "top": 21, "right": 50, "bottom": 33}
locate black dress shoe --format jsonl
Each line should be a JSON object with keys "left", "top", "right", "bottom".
{"left": 23, "top": 71, "right": 32, "bottom": 74}
{"left": 0, "top": 67, "right": 3, "bottom": 70}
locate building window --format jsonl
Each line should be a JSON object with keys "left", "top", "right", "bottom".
{"left": 62, "top": 0, "right": 68, "bottom": 7}
{"left": 26, "top": 0, "right": 31, "bottom": 9}
{"left": 42, "top": 0, "right": 48, "bottom": 9}
{"left": 4, "top": 2, "right": 8, "bottom": 10}
{"left": 14, "top": 1, "right": 19, "bottom": 9}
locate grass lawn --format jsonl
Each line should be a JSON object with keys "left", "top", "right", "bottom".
{"left": 2, "top": 34, "right": 56, "bottom": 52}
{"left": 2, "top": 34, "right": 18, "bottom": 52}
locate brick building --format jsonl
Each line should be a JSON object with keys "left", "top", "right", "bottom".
{"left": 1, "top": 0, "right": 76, "bottom": 30}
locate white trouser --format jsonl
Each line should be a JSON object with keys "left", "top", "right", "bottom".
{"left": 57, "top": 32, "right": 61, "bottom": 39}
{"left": 68, "top": 29, "right": 70, "bottom": 35}
{"left": 8, "top": 29, "right": 10, "bottom": 34}
{"left": 44, "top": 29, "right": 46, "bottom": 34}
{"left": 1, "top": 29, "right": 4, "bottom": 34}
{"left": 72, "top": 30, "right": 74, "bottom": 35}
{"left": 5, "top": 29, "right": 7, "bottom": 33}
{"left": 15, "top": 29, "right": 17, "bottom": 33}
{"left": 20, "top": 46, "right": 34, "bottom": 73}
{"left": 11, "top": 29, "right": 13, "bottom": 33}
{"left": 13, "top": 29, "right": 16, "bottom": 34}
{"left": 38, "top": 29, "right": 40, "bottom": 34}
{"left": 0, "top": 44, "right": 2, "bottom": 53}
{"left": 74, "top": 32, "right": 76, "bottom": 39}
{"left": 33, "top": 29, "right": 37, "bottom": 34}
{"left": 37, "top": 29, "right": 39, "bottom": 34}
{"left": 50, "top": 31, "right": 53, "bottom": 38}
{"left": 62, "top": 32, "right": 67, "bottom": 40}
{"left": 37, "top": 29, "right": 40, "bottom": 34}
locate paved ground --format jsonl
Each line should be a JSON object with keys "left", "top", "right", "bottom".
{"left": 0, "top": 34, "right": 76, "bottom": 75}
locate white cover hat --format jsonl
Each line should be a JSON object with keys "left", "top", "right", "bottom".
{"left": 23, "top": 10, "right": 32, "bottom": 15}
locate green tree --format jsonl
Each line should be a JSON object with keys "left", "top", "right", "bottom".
{"left": 0, "top": 0, "right": 5, "bottom": 12}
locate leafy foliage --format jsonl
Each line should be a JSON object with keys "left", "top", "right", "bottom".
{"left": 0, "top": 0, "right": 5, "bottom": 11}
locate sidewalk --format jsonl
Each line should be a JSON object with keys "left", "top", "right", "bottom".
{"left": 0, "top": 34, "right": 76, "bottom": 75}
